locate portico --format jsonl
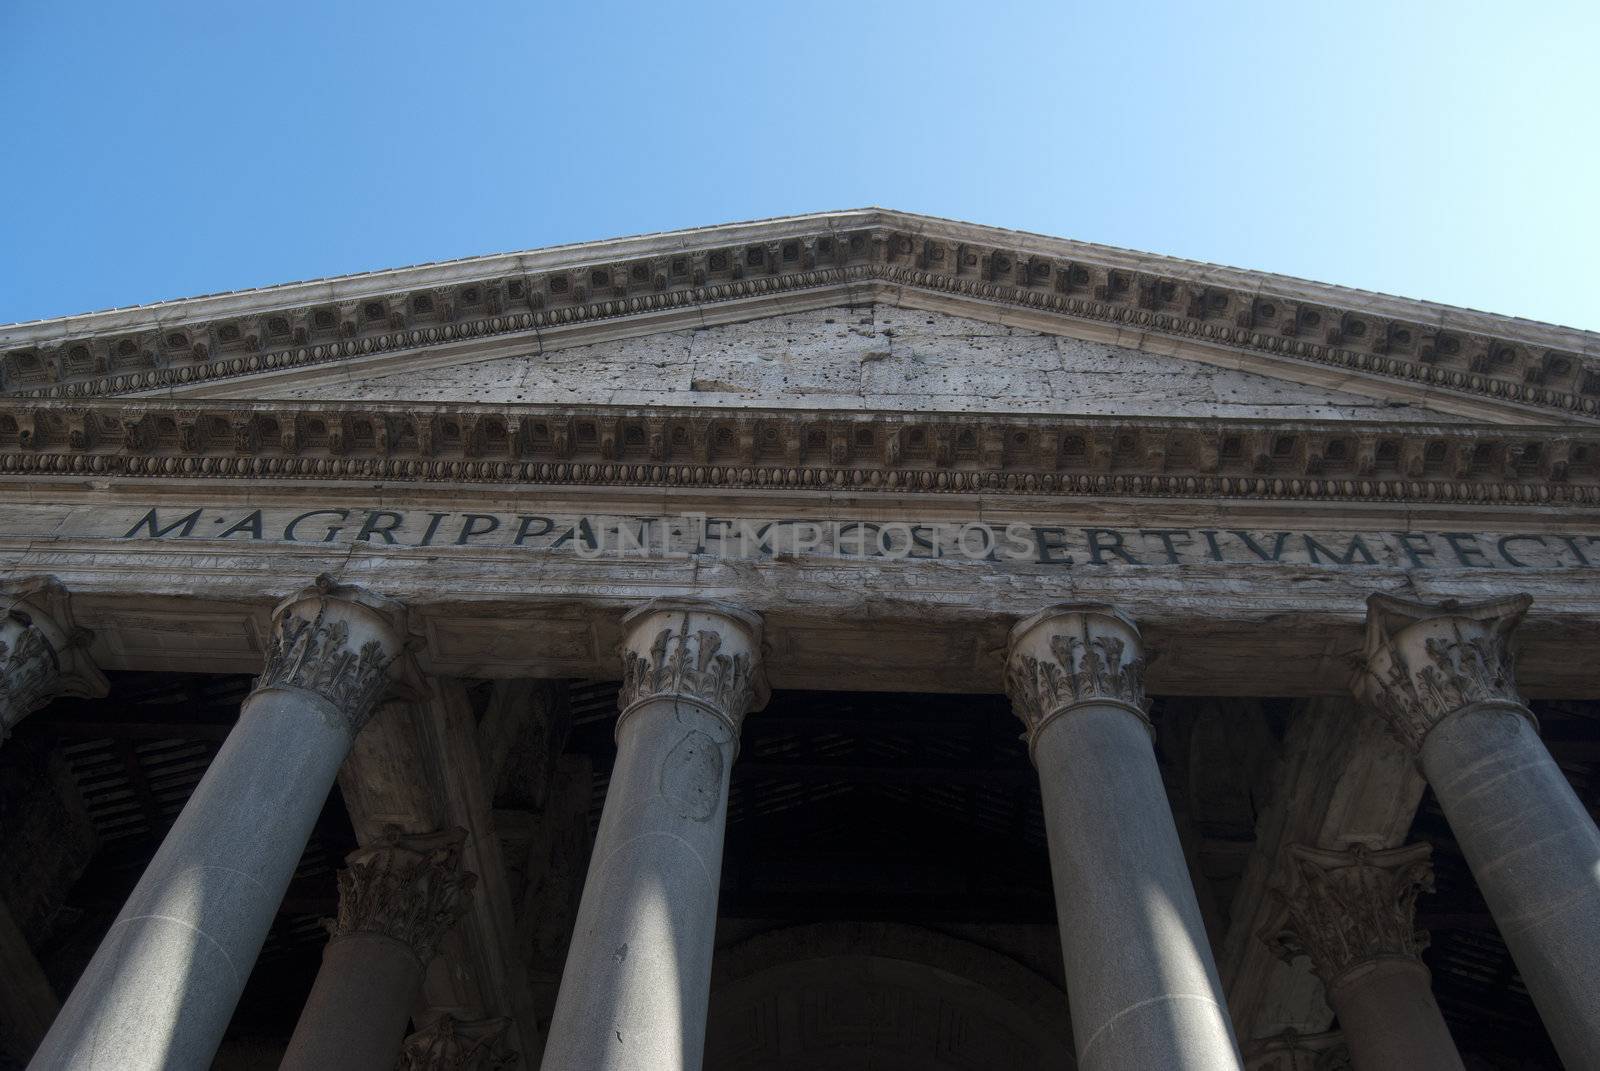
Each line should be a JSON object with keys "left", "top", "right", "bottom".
{"left": 2, "top": 210, "right": 1599, "bottom": 1069}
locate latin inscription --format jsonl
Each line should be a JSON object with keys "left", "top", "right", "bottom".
{"left": 111, "top": 507, "right": 1600, "bottom": 571}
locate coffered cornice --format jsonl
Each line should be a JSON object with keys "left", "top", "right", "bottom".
{"left": 3, "top": 210, "right": 1597, "bottom": 423}
{"left": 0, "top": 398, "right": 1596, "bottom": 507}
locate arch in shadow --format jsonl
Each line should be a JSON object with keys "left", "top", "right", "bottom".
{"left": 705, "top": 922, "right": 1076, "bottom": 1071}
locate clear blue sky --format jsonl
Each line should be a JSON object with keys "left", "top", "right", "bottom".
{"left": 3, "top": 2, "right": 1596, "bottom": 330}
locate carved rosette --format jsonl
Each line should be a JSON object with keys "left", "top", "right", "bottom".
{"left": 1356, "top": 593, "right": 1534, "bottom": 754}
{"left": 256, "top": 574, "right": 408, "bottom": 736}
{"left": 616, "top": 600, "right": 768, "bottom": 735}
{"left": 396, "top": 1016, "right": 516, "bottom": 1071}
{"left": 327, "top": 828, "right": 477, "bottom": 966}
{"left": 1243, "top": 1030, "right": 1351, "bottom": 1071}
{"left": 0, "top": 576, "right": 107, "bottom": 742}
{"left": 1004, "top": 603, "right": 1148, "bottom": 752}
{"left": 1263, "top": 842, "right": 1434, "bottom": 993}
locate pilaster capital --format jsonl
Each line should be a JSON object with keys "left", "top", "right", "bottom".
{"left": 1004, "top": 603, "right": 1148, "bottom": 752}
{"left": 1263, "top": 842, "right": 1434, "bottom": 994}
{"left": 396, "top": 1015, "right": 516, "bottom": 1070}
{"left": 0, "top": 576, "right": 107, "bottom": 740}
{"left": 617, "top": 599, "right": 768, "bottom": 736}
{"left": 1356, "top": 593, "right": 1533, "bottom": 753}
{"left": 1243, "top": 1029, "right": 1351, "bottom": 1071}
{"left": 326, "top": 827, "right": 476, "bottom": 966}
{"left": 256, "top": 574, "right": 409, "bottom": 736}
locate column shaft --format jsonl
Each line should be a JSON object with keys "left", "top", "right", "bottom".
{"left": 1420, "top": 706, "right": 1600, "bottom": 1064}
{"left": 544, "top": 700, "right": 735, "bottom": 1071}
{"left": 1359, "top": 593, "right": 1600, "bottom": 1068}
{"left": 1329, "top": 960, "right": 1461, "bottom": 1071}
{"left": 283, "top": 935, "right": 422, "bottom": 1071}
{"left": 281, "top": 828, "right": 475, "bottom": 1071}
{"left": 1007, "top": 604, "right": 1240, "bottom": 1071}
{"left": 1034, "top": 704, "right": 1240, "bottom": 1070}
{"left": 30, "top": 687, "right": 355, "bottom": 1069}
{"left": 27, "top": 576, "right": 404, "bottom": 1071}
{"left": 542, "top": 601, "right": 763, "bottom": 1071}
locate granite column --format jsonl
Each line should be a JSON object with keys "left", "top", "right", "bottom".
{"left": 1005, "top": 604, "right": 1241, "bottom": 1071}
{"left": 542, "top": 601, "right": 765, "bottom": 1071}
{"left": 28, "top": 576, "right": 407, "bottom": 1071}
{"left": 1358, "top": 594, "right": 1600, "bottom": 1068}
{"left": 281, "top": 829, "right": 476, "bottom": 1071}
{"left": 1265, "top": 842, "right": 1462, "bottom": 1071}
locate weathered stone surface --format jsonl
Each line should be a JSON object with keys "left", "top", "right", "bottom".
{"left": 542, "top": 603, "right": 764, "bottom": 1071}
{"left": 241, "top": 306, "right": 1471, "bottom": 421}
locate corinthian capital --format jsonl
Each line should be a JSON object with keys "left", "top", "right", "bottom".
{"left": 327, "top": 828, "right": 476, "bottom": 966}
{"left": 617, "top": 600, "right": 767, "bottom": 734}
{"left": 1356, "top": 593, "right": 1533, "bottom": 753}
{"left": 257, "top": 574, "right": 408, "bottom": 736}
{"left": 1005, "top": 603, "right": 1147, "bottom": 747}
{"left": 396, "top": 1016, "right": 516, "bottom": 1071}
{"left": 1263, "top": 842, "right": 1434, "bottom": 992}
{"left": 0, "top": 576, "right": 107, "bottom": 741}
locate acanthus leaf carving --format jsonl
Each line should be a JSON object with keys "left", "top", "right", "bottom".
{"left": 1005, "top": 604, "right": 1147, "bottom": 747}
{"left": 1356, "top": 593, "right": 1534, "bottom": 753}
{"left": 617, "top": 603, "right": 764, "bottom": 734}
{"left": 327, "top": 827, "right": 476, "bottom": 966}
{"left": 1262, "top": 842, "right": 1435, "bottom": 993}
{"left": 257, "top": 575, "right": 406, "bottom": 736}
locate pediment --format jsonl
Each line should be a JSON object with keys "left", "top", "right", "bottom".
{"left": 4, "top": 209, "right": 1596, "bottom": 431}
{"left": 218, "top": 304, "right": 1475, "bottom": 424}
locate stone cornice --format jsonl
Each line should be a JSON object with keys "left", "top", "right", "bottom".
{"left": 0, "top": 399, "right": 1598, "bottom": 506}
{"left": 3, "top": 210, "right": 1598, "bottom": 423}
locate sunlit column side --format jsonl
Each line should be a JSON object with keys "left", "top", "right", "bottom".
{"left": 281, "top": 829, "right": 475, "bottom": 1071}
{"left": 1357, "top": 593, "right": 1600, "bottom": 1069}
{"left": 1005, "top": 603, "right": 1242, "bottom": 1071}
{"left": 1264, "top": 842, "right": 1463, "bottom": 1071}
{"left": 29, "top": 575, "right": 407, "bottom": 1071}
{"left": 0, "top": 577, "right": 106, "bottom": 743}
{"left": 542, "top": 601, "right": 766, "bottom": 1071}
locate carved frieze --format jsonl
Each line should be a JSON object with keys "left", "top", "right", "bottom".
{"left": 1356, "top": 594, "right": 1534, "bottom": 753}
{"left": 617, "top": 601, "right": 766, "bottom": 734}
{"left": 327, "top": 827, "right": 476, "bottom": 966}
{"left": 1005, "top": 604, "right": 1147, "bottom": 747}
{"left": 1262, "top": 842, "right": 1435, "bottom": 993}
{"left": 3, "top": 213, "right": 1595, "bottom": 426}
{"left": 256, "top": 574, "right": 408, "bottom": 736}
{"left": 395, "top": 1016, "right": 516, "bottom": 1071}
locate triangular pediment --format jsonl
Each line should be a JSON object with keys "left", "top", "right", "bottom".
{"left": 5, "top": 209, "right": 1597, "bottom": 432}
{"left": 218, "top": 304, "right": 1474, "bottom": 423}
